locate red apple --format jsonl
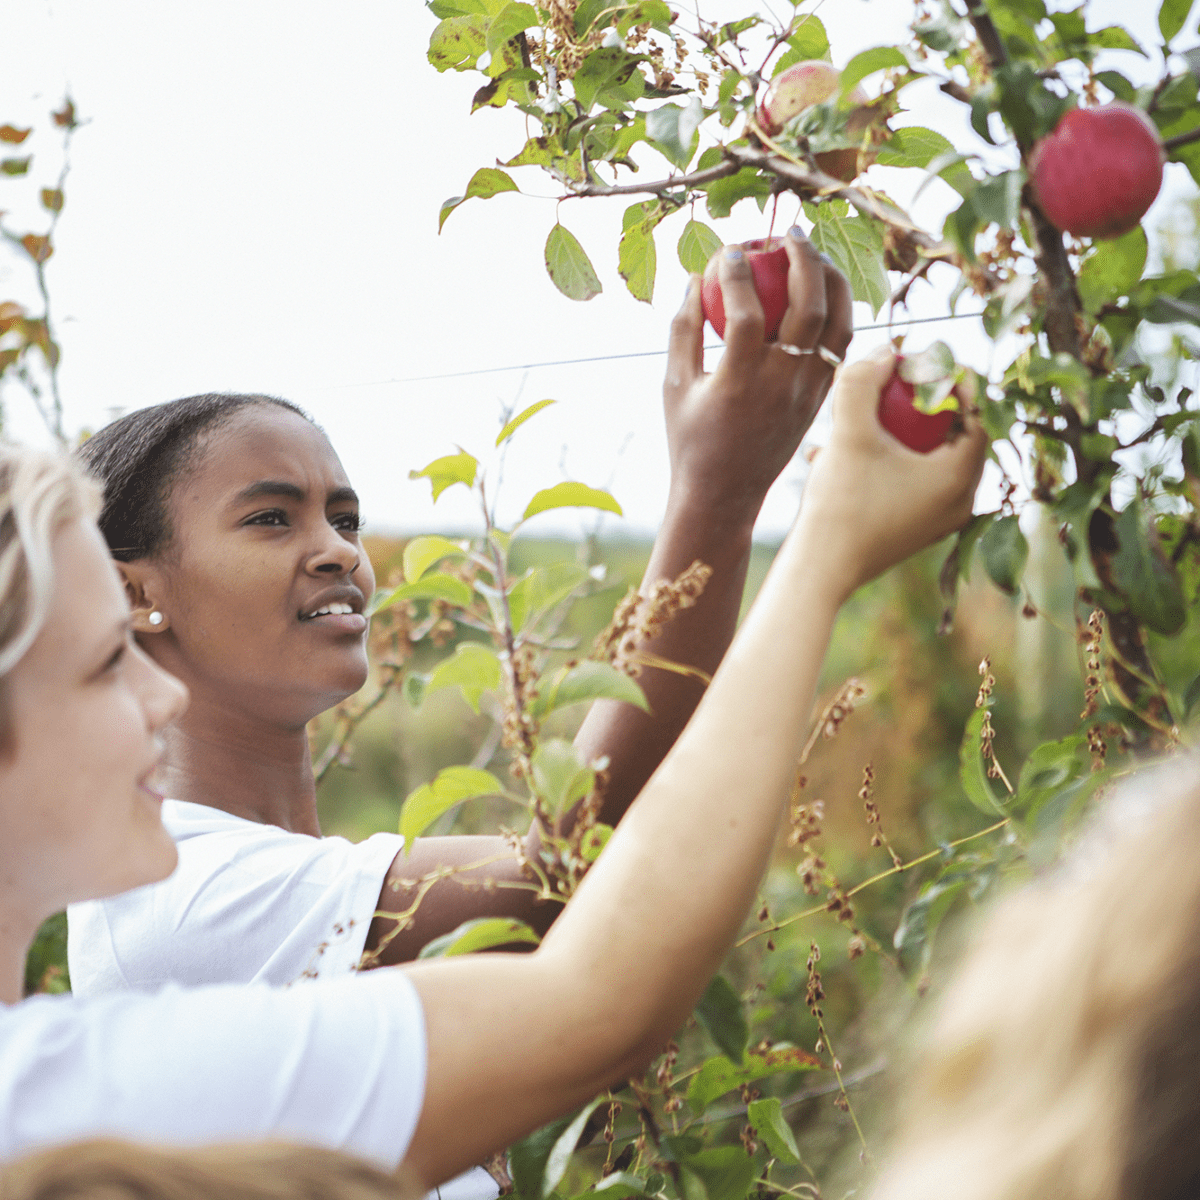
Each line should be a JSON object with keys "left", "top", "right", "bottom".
{"left": 701, "top": 239, "right": 790, "bottom": 342}
{"left": 1029, "top": 103, "right": 1164, "bottom": 240}
{"left": 757, "top": 59, "right": 874, "bottom": 182}
{"left": 878, "top": 365, "right": 955, "bottom": 453}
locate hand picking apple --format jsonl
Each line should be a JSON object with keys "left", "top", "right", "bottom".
{"left": 1030, "top": 102, "right": 1164, "bottom": 240}
{"left": 668, "top": 225, "right": 852, "bottom": 515}
{"left": 756, "top": 59, "right": 877, "bottom": 182}
{"left": 700, "top": 238, "right": 790, "bottom": 341}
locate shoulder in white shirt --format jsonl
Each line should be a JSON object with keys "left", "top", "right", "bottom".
{"left": 0, "top": 970, "right": 425, "bottom": 1168}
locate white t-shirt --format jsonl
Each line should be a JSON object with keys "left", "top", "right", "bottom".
{"left": 69, "top": 801, "right": 404, "bottom": 993}
{"left": 0, "top": 970, "right": 424, "bottom": 1168}
{"left": 66, "top": 802, "right": 500, "bottom": 1200}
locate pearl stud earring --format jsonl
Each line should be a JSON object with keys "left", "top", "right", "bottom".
{"left": 148, "top": 611, "right": 164, "bottom": 626}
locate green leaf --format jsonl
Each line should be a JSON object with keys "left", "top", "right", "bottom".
{"left": 400, "top": 765, "right": 504, "bottom": 845}
{"left": 0, "top": 157, "right": 32, "bottom": 176}
{"left": 409, "top": 450, "right": 478, "bottom": 501}
{"left": 403, "top": 535, "right": 468, "bottom": 584}
{"left": 1090, "top": 25, "right": 1146, "bottom": 55}
{"left": 645, "top": 98, "right": 703, "bottom": 170}
{"left": 1096, "top": 69, "right": 1136, "bottom": 102}
{"left": 694, "top": 974, "right": 749, "bottom": 1064}
{"left": 894, "top": 875, "right": 968, "bottom": 973}
{"left": 512, "top": 1115, "right": 575, "bottom": 1200}
{"left": 573, "top": 46, "right": 646, "bottom": 112}
{"left": 1110, "top": 500, "right": 1187, "bottom": 635}
{"left": 542, "top": 1098, "right": 608, "bottom": 1198}
{"left": 617, "top": 0, "right": 673, "bottom": 36}
{"left": 979, "top": 513, "right": 1028, "bottom": 594}
{"left": 426, "top": 642, "right": 503, "bottom": 712}
{"left": 531, "top": 660, "right": 649, "bottom": 720}
{"left": 839, "top": 45, "right": 908, "bottom": 96}
{"left": 497, "top": 398, "right": 556, "bottom": 446}
{"left": 545, "top": 224, "right": 603, "bottom": 301}
{"left": 773, "top": 14, "right": 829, "bottom": 73}
{"left": 677, "top": 219, "right": 722, "bottom": 274}
{"left": 808, "top": 213, "right": 889, "bottom": 315}
{"left": 874, "top": 126, "right": 973, "bottom": 195}
{"left": 370, "top": 572, "right": 474, "bottom": 614}
{"left": 418, "top": 916, "right": 541, "bottom": 958}
{"left": 702, "top": 168, "right": 772, "bottom": 219}
{"left": 1014, "top": 735, "right": 1086, "bottom": 816}
{"left": 523, "top": 480, "right": 623, "bottom": 521}
{"left": 487, "top": 1, "right": 537, "bottom": 52}
{"left": 1077, "top": 226, "right": 1148, "bottom": 312}
{"left": 619, "top": 208, "right": 659, "bottom": 303}
{"left": 428, "top": 14, "right": 488, "bottom": 71}
{"left": 747, "top": 1098, "right": 800, "bottom": 1165}
{"left": 531, "top": 738, "right": 596, "bottom": 814}
{"left": 679, "top": 1147, "right": 755, "bottom": 1200}
{"left": 508, "top": 561, "right": 592, "bottom": 633}
{"left": 588, "top": 1173, "right": 652, "bottom": 1200}
{"left": 687, "top": 1046, "right": 820, "bottom": 1114}
{"left": 1159, "top": 0, "right": 1193, "bottom": 45}
{"left": 959, "top": 704, "right": 1005, "bottom": 816}
{"left": 403, "top": 672, "right": 427, "bottom": 709}
{"left": 438, "top": 166, "right": 519, "bottom": 232}
{"left": 580, "top": 822, "right": 612, "bottom": 863}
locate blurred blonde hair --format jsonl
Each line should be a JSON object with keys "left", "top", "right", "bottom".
{"left": 0, "top": 443, "right": 99, "bottom": 680}
{"left": 871, "top": 764, "right": 1200, "bottom": 1200}
{"left": 0, "top": 1139, "right": 419, "bottom": 1200}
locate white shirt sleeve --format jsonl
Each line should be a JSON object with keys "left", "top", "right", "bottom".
{"left": 0, "top": 970, "right": 425, "bottom": 1170}
{"left": 67, "top": 801, "right": 404, "bottom": 995}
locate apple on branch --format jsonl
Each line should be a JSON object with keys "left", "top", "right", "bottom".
{"left": 1029, "top": 102, "right": 1164, "bottom": 240}
{"left": 878, "top": 342, "right": 969, "bottom": 453}
{"left": 756, "top": 59, "right": 878, "bottom": 182}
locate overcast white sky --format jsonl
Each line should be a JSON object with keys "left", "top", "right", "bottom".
{"left": 3, "top": 0, "right": 1192, "bottom": 537}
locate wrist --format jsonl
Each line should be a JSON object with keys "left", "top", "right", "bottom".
{"left": 662, "top": 478, "right": 762, "bottom": 547}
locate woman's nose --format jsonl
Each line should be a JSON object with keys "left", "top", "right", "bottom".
{"left": 305, "top": 531, "right": 360, "bottom": 577}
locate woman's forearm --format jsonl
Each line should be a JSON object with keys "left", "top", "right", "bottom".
{"left": 538, "top": 508, "right": 843, "bottom": 1059}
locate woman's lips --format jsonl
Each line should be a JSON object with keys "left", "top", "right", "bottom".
{"left": 302, "top": 611, "right": 368, "bottom": 635}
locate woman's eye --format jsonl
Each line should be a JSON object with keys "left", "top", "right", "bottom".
{"left": 333, "top": 513, "right": 364, "bottom": 533}
{"left": 244, "top": 509, "right": 288, "bottom": 527}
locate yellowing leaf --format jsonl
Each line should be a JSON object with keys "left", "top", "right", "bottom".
{"left": 545, "top": 224, "right": 602, "bottom": 301}
{"left": 403, "top": 535, "right": 468, "bottom": 583}
{"left": 417, "top": 916, "right": 539, "bottom": 957}
{"left": 409, "top": 450, "right": 478, "bottom": 501}
{"left": 400, "top": 766, "right": 504, "bottom": 847}
{"left": 426, "top": 642, "right": 502, "bottom": 712}
{"left": 496, "top": 398, "right": 556, "bottom": 446}
{"left": 523, "top": 481, "right": 622, "bottom": 522}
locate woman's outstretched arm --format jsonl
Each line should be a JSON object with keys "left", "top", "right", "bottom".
{"left": 367, "top": 234, "right": 854, "bottom": 963}
{"left": 399, "top": 344, "right": 988, "bottom": 1187}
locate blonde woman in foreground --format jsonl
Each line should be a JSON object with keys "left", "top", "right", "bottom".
{"left": 871, "top": 762, "right": 1200, "bottom": 1200}
{"left": 0, "top": 331, "right": 984, "bottom": 1185}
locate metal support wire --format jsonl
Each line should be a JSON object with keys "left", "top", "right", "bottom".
{"left": 325, "top": 310, "right": 986, "bottom": 390}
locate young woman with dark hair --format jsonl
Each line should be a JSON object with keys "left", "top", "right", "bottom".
{"left": 0, "top": 315, "right": 987, "bottom": 1184}
{"left": 67, "top": 232, "right": 858, "bottom": 999}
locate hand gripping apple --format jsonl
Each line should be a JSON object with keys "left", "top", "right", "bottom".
{"left": 402, "top": 343, "right": 987, "bottom": 1188}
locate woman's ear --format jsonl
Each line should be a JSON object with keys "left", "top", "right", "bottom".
{"left": 117, "top": 561, "right": 171, "bottom": 634}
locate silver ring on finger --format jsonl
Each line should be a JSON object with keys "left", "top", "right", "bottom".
{"left": 815, "top": 344, "right": 843, "bottom": 368}
{"left": 774, "top": 342, "right": 814, "bottom": 357}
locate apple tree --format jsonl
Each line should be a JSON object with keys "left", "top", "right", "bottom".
{"left": 343, "top": 0, "right": 1200, "bottom": 1190}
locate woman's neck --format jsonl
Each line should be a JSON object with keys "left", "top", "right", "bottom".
{"left": 0, "top": 909, "right": 40, "bottom": 1005}
{"left": 158, "top": 697, "right": 322, "bottom": 836}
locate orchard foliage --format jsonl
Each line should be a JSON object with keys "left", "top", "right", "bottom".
{"left": 400, "top": 0, "right": 1200, "bottom": 1193}
{"left": 0, "top": 98, "right": 78, "bottom": 444}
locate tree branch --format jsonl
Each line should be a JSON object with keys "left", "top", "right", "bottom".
{"left": 1163, "top": 125, "right": 1200, "bottom": 152}
{"left": 565, "top": 158, "right": 741, "bottom": 198}
{"left": 962, "top": 0, "right": 1008, "bottom": 72}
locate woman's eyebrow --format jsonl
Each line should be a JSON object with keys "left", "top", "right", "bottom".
{"left": 327, "top": 486, "right": 359, "bottom": 507}
{"left": 231, "top": 480, "right": 306, "bottom": 505}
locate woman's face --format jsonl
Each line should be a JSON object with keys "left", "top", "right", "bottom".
{"left": 0, "top": 518, "right": 187, "bottom": 922}
{"left": 136, "top": 405, "right": 376, "bottom": 727}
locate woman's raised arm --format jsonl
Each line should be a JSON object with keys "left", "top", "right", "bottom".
{"left": 399, "top": 342, "right": 988, "bottom": 1188}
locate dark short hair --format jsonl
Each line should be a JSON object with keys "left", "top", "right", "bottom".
{"left": 78, "top": 393, "right": 310, "bottom": 561}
